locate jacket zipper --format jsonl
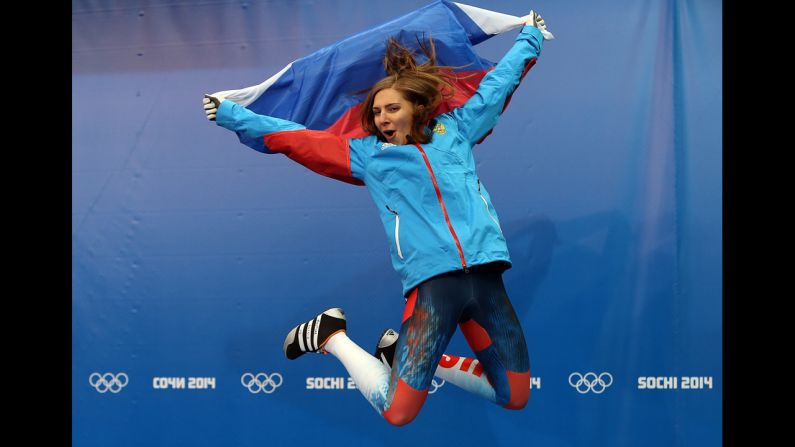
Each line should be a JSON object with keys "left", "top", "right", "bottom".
{"left": 385, "top": 206, "right": 403, "bottom": 259}
{"left": 478, "top": 179, "right": 503, "bottom": 233}
{"left": 412, "top": 142, "right": 468, "bottom": 273}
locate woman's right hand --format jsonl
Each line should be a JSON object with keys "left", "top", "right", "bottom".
{"left": 203, "top": 94, "right": 222, "bottom": 121}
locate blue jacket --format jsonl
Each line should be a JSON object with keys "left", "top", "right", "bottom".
{"left": 216, "top": 26, "right": 544, "bottom": 296}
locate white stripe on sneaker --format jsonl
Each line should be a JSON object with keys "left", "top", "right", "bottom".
{"left": 298, "top": 323, "right": 306, "bottom": 352}
{"left": 306, "top": 319, "right": 314, "bottom": 351}
{"left": 314, "top": 315, "right": 323, "bottom": 349}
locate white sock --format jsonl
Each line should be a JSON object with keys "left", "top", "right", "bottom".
{"left": 433, "top": 354, "right": 496, "bottom": 402}
{"left": 324, "top": 332, "right": 391, "bottom": 413}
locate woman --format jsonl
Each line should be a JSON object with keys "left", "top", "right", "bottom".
{"left": 204, "top": 11, "right": 550, "bottom": 426}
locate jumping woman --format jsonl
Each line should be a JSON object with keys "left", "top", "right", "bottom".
{"left": 203, "top": 10, "right": 551, "bottom": 426}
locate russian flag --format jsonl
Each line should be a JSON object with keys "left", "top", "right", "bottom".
{"left": 211, "top": 1, "right": 548, "bottom": 185}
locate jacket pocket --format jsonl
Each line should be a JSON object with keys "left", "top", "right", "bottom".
{"left": 477, "top": 179, "right": 503, "bottom": 234}
{"left": 386, "top": 205, "right": 404, "bottom": 259}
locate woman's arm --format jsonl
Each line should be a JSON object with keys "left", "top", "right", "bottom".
{"left": 450, "top": 23, "right": 545, "bottom": 145}
{"left": 213, "top": 99, "right": 304, "bottom": 153}
{"left": 208, "top": 98, "right": 365, "bottom": 186}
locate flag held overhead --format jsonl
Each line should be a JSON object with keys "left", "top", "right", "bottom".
{"left": 208, "top": 1, "right": 549, "bottom": 155}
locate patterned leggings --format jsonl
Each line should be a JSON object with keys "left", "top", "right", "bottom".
{"left": 381, "top": 261, "right": 531, "bottom": 425}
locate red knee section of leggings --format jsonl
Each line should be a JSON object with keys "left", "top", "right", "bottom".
{"left": 459, "top": 319, "right": 493, "bottom": 352}
{"left": 383, "top": 377, "right": 428, "bottom": 426}
{"left": 402, "top": 288, "right": 418, "bottom": 324}
{"left": 502, "top": 370, "right": 531, "bottom": 410}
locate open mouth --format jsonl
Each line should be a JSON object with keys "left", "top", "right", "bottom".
{"left": 382, "top": 130, "right": 396, "bottom": 139}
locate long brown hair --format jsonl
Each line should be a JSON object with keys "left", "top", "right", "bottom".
{"left": 361, "top": 35, "right": 461, "bottom": 144}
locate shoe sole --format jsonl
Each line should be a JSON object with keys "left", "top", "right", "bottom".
{"left": 374, "top": 328, "right": 398, "bottom": 368}
{"left": 376, "top": 328, "right": 398, "bottom": 349}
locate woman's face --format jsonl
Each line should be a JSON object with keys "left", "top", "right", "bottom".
{"left": 372, "top": 88, "right": 415, "bottom": 145}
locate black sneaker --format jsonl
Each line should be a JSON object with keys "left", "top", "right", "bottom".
{"left": 373, "top": 328, "right": 399, "bottom": 369}
{"left": 283, "top": 308, "right": 346, "bottom": 360}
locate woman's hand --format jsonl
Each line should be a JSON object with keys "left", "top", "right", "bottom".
{"left": 525, "top": 10, "right": 554, "bottom": 40}
{"left": 525, "top": 10, "right": 546, "bottom": 30}
{"left": 203, "top": 94, "right": 222, "bottom": 121}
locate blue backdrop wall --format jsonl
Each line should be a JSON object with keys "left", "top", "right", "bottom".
{"left": 72, "top": 1, "right": 722, "bottom": 446}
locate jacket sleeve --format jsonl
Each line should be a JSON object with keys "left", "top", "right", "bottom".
{"left": 450, "top": 25, "right": 543, "bottom": 145}
{"left": 216, "top": 100, "right": 365, "bottom": 186}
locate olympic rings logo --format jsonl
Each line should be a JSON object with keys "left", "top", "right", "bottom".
{"left": 241, "top": 372, "right": 283, "bottom": 394}
{"left": 429, "top": 378, "right": 445, "bottom": 394}
{"left": 89, "top": 372, "right": 129, "bottom": 394}
{"left": 569, "top": 372, "right": 613, "bottom": 394}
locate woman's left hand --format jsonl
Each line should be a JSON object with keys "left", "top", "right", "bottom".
{"left": 525, "top": 10, "right": 545, "bottom": 30}
{"left": 524, "top": 10, "right": 554, "bottom": 40}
